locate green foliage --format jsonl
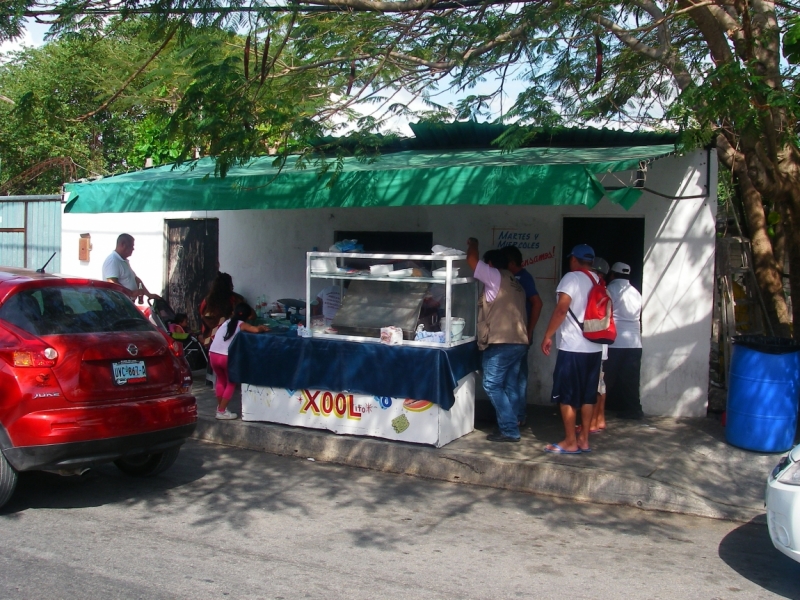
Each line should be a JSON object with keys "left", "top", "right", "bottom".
{"left": 0, "top": 37, "right": 140, "bottom": 192}
{"left": 2, "top": 0, "right": 800, "bottom": 193}
{"left": 785, "top": 17, "right": 800, "bottom": 65}
{"left": 130, "top": 113, "right": 183, "bottom": 168}
{"left": 0, "top": 0, "right": 27, "bottom": 40}
{"left": 0, "top": 16, "right": 334, "bottom": 190}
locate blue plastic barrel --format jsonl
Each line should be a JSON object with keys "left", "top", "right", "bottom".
{"left": 726, "top": 335, "right": 800, "bottom": 452}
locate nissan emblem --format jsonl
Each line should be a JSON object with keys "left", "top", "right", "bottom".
{"left": 127, "top": 344, "right": 139, "bottom": 356}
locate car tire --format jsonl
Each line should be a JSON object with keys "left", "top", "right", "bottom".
{"left": 113, "top": 446, "right": 181, "bottom": 477}
{"left": 0, "top": 451, "right": 18, "bottom": 509}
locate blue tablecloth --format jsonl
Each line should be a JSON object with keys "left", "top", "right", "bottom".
{"left": 228, "top": 333, "right": 480, "bottom": 410}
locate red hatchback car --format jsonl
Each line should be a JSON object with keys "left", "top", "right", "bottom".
{"left": 0, "top": 268, "right": 197, "bottom": 509}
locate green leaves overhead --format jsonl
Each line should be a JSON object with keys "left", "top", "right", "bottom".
{"left": 2, "top": 0, "right": 800, "bottom": 180}
{"left": 0, "top": 17, "right": 332, "bottom": 190}
{"left": 785, "top": 17, "right": 800, "bottom": 65}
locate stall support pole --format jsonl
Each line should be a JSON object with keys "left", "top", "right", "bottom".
{"left": 306, "top": 252, "right": 311, "bottom": 329}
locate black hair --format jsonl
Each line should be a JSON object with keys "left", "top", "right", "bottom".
{"left": 483, "top": 249, "right": 509, "bottom": 270}
{"left": 224, "top": 302, "right": 254, "bottom": 341}
{"left": 502, "top": 245, "right": 523, "bottom": 266}
{"left": 173, "top": 312, "right": 188, "bottom": 324}
{"left": 205, "top": 272, "right": 235, "bottom": 320}
{"left": 117, "top": 233, "right": 134, "bottom": 246}
{"left": 575, "top": 257, "right": 593, "bottom": 268}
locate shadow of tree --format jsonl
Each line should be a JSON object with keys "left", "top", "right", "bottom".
{"left": 6, "top": 438, "right": 797, "bottom": 598}
{"left": 3, "top": 438, "right": 708, "bottom": 548}
{"left": 718, "top": 518, "right": 800, "bottom": 599}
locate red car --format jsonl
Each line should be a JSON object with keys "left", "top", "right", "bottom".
{"left": 0, "top": 268, "right": 197, "bottom": 509}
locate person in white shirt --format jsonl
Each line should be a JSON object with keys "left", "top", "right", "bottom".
{"left": 604, "top": 262, "right": 644, "bottom": 419}
{"left": 101, "top": 234, "right": 160, "bottom": 301}
{"left": 540, "top": 244, "right": 604, "bottom": 454}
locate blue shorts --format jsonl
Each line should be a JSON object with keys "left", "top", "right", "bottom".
{"left": 551, "top": 350, "right": 603, "bottom": 408}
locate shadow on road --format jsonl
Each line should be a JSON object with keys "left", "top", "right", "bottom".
{"left": 718, "top": 517, "right": 800, "bottom": 599}
{"left": 6, "top": 434, "right": 784, "bottom": 586}
{"left": 0, "top": 446, "right": 207, "bottom": 515}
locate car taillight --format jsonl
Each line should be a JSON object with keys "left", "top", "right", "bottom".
{"left": 168, "top": 338, "right": 185, "bottom": 358}
{"left": 13, "top": 347, "right": 58, "bottom": 367}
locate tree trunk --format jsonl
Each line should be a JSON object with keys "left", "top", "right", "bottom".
{"left": 784, "top": 205, "right": 800, "bottom": 336}
{"left": 717, "top": 134, "right": 792, "bottom": 337}
{"left": 777, "top": 154, "right": 800, "bottom": 336}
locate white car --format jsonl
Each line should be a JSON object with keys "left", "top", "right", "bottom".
{"left": 766, "top": 444, "right": 800, "bottom": 562}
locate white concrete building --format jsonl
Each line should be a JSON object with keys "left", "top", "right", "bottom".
{"left": 60, "top": 135, "right": 716, "bottom": 417}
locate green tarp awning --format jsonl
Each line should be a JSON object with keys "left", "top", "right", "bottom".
{"left": 64, "top": 145, "right": 675, "bottom": 214}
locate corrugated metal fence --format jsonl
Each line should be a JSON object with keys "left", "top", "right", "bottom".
{"left": 0, "top": 195, "right": 62, "bottom": 272}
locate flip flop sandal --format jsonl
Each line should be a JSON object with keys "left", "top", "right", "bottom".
{"left": 544, "top": 443, "right": 581, "bottom": 455}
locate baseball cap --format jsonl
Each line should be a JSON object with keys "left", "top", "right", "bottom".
{"left": 591, "top": 257, "right": 609, "bottom": 275}
{"left": 611, "top": 262, "right": 631, "bottom": 275}
{"left": 568, "top": 244, "right": 595, "bottom": 261}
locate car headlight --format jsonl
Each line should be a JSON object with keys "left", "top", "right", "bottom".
{"left": 777, "top": 460, "right": 800, "bottom": 485}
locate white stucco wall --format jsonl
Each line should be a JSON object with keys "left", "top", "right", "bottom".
{"left": 61, "top": 149, "right": 717, "bottom": 417}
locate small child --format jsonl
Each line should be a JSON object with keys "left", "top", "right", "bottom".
{"left": 209, "top": 302, "right": 269, "bottom": 420}
{"left": 169, "top": 313, "right": 189, "bottom": 335}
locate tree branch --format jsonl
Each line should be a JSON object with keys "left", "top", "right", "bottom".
{"left": 590, "top": 11, "right": 694, "bottom": 90}
{"left": 71, "top": 17, "right": 184, "bottom": 121}
{"left": 20, "top": 0, "right": 536, "bottom": 17}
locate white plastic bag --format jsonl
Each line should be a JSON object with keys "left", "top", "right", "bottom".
{"left": 380, "top": 326, "right": 403, "bottom": 345}
{"left": 414, "top": 324, "right": 445, "bottom": 343}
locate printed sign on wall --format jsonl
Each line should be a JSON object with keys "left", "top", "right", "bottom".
{"left": 492, "top": 227, "right": 557, "bottom": 280}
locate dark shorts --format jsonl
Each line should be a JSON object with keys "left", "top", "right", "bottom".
{"left": 551, "top": 350, "right": 603, "bottom": 408}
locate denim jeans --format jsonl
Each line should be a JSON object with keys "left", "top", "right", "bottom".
{"left": 482, "top": 343, "right": 529, "bottom": 438}
{"left": 517, "top": 346, "right": 530, "bottom": 422}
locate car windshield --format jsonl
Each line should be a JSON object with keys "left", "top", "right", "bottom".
{"left": 0, "top": 286, "right": 156, "bottom": 335}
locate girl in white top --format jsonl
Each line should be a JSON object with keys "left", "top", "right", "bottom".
{"left": 209, "top": 302, "right": 269, "bottom": 420}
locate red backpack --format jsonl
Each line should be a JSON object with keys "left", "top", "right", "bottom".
{"left": 567, "top": 269, "right": 617, "bottom": 345}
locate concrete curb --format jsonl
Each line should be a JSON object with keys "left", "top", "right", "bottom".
{"left": 193, "top": 416, "right": 764, "bottom": 523}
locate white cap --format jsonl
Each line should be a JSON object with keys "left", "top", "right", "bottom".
{"left": 611, "top": 262, "right": 631, "bottom": 275}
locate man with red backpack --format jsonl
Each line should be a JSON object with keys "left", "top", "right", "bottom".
{"left": 540, "top": 244, "right": 606, "bottom": 454}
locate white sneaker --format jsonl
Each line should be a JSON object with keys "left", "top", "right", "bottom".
{"left": 215, "top": 409, "right": 237, "bottom": 420}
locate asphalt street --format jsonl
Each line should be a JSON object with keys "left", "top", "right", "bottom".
{"left": 1, "top": 439, "right": 799, "bottom": 600}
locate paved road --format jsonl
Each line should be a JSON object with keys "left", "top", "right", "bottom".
{"left": 1, "top": 440, "right": 799, "bottom": 600}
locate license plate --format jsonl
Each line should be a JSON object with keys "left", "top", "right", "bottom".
{"left": 112, "top": 360, "right": 147, "bottom": 385}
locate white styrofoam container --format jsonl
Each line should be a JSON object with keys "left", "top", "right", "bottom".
{"left": 370, "top": 264, "right": 393, "bottom": 275}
